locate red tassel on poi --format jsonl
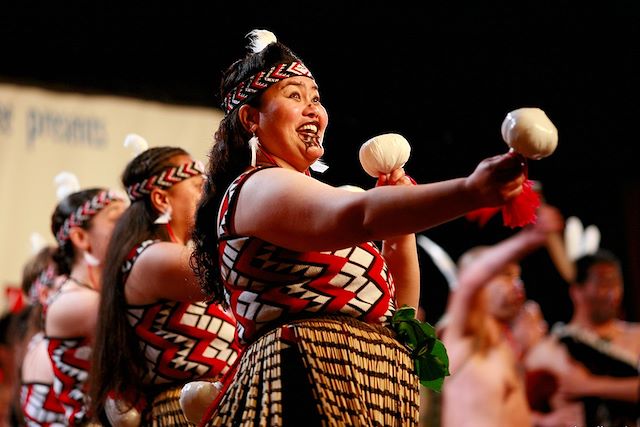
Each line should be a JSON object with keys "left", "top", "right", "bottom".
{"left": 465, "top": 207, "right": 501, "bottom": 227}
{"left": 466, "top": 159, "right": 540, "bottom": 228}
{"left": 502, "top": 179, "right": 540, "bottom": 227}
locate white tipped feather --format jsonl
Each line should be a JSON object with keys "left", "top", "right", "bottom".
{"left": 248, "top": 134, "right": 259, "bottom": 167}
{"left": 246, "top": 29, "right": 277, "bottom": 53}
{"left": 30, "top": 232, "right": 47, "bottom": 254}
{"left": 564, "top": 216, "right": 583, "bottom": 261}
{"left": 564, "top": 216, "right": 601, "bottom": 260}
{"left": 54, "top": 171, "right": 80, "bottom": 201}
{"left": 416, "top": 235, "right": 458, "bottom": 290}
{"left": 123, "top": 133, "right": 149, "bottom": 157}
{"left": 583, "top": 225, "right": 601, "bottom": 256}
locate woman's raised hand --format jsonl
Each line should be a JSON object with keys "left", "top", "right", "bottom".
{"left": 465, "top": 152, "right": 527, "bottom": 208}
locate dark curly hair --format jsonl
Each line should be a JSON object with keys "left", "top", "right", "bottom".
{"left": 190, "top": 35, "right": 303, "bottom": 305}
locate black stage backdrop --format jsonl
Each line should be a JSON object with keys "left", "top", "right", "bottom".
{"left": 3, "top": 2, "right": 639, "bottom": 325}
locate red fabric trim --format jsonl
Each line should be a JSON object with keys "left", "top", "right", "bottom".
{"left": 197, "top": 356, "right": 241, "bottom": 427}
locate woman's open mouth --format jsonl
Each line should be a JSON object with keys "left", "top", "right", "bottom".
{"left": 298, "top": 123, "right": 321, "bottom": 149}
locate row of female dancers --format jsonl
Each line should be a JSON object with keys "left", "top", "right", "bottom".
{"left": 16, "top": 28, "right": 529, "bottom": 426}
{"left": 19, "top": 142, "right": 243, "bottom": 426}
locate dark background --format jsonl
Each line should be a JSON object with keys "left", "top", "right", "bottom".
{"left": 2, "top": 2, "right": 639, "bottom": 325}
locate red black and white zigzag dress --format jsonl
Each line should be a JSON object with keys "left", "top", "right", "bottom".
{"left": 124, "top": 240, "right": 242, "bottom": 387}
{"left": 20, "top": 334, "right": 66, "bottom": 427}
{"left": 46, "top": 335, "right": 92, "bottom": 425}
{"left": 205, "top": 167, "right": 419, "bottom": 426}
{"left": 46, "top": 283, "right": 94, "bottom": 426}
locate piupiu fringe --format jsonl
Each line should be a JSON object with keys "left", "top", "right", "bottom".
{"left": 205, "top": 315, "right": 419, "bottom": 426}
{"left": 150, "top": 385, "right": 191, "bottom": 426}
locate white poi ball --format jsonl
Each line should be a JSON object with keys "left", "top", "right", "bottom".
{"left": 359, "top": 133, "right": 411, "bottom": 178}
{"left": 501, "top": 108, "right": 558, "bottom": 159}
{"left": 179, "top": 381, "right": 221, "bottom": 425}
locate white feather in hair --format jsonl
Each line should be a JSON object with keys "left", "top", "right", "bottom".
{"left": 564, "top": 216, "right": 601, "bottom": 261}
{"left": 564, "top": 216, "right": 582, "bottom": 261}
{"left": 416, "top": 235, "right": 458, "bottom": 290}
{"left": 123, "top": 133, "right": 149, "bottom": 157}
{"left": 582, "top": 224, "right": 601, "bottom": 257}
{"left": 246, "top": 29, "right": 277, "bottom": 53}
{"left": 30, "top": 232, "right": 47, "bottom": 254}
{"left": 54, "top": 171, "right": 80, "bottom": 201}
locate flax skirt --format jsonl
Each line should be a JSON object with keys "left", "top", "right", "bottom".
{"left": 204, "top": 315, "right": 420, "bottom": 427}
{"left": 147, "top": 386, "right": 191, "bottom": 426}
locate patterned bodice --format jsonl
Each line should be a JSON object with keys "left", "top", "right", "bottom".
{"left": 217, "top": 167, "right": 397, "bottom": 343}
{"left": 124, "top": 240, "right": 242, "bottom": 385}
{"left": 21, "top": 382, "right": 67, "bottom": 427}
{"left": 47, "top": 336, "right": 91, "bottom": 426}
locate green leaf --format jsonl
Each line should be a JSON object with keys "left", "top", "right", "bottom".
{"left": 390, "top": 306, "right": 451, "bottom": 393}
{"left": 421, "top": 377, "right": 444, "bottom": 393}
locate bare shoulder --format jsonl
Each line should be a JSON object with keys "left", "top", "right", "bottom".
{"left": 126, "top": 239, "right": 208, "bottom": 304}
{"left": 243, "top": 167, "right": 333, "bottom": 195}
{"left": 617, "top": 320, "right": 640, "bottom": 357}
{"left": 616, "top": 319, "right": 640, "bottom": 345}
{"left": 46, "top": 288, "right": 99, "bottom": 337}
{"left": 132, "top": 241, "right": 186, "bottom": 268}
{"left": 242, "top": 166, "right": 295, "bottom": 187}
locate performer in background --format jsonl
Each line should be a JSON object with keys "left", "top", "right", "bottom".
{"left": 440, "top": 205, "right": 564, "bottom": 427}
{"left": 552, "top": 249, "right": 640, "bottom": 427}
{"left": 19, "top": 244, "right": 66, "bottom": 426}
{"left": 90, "top": 140, "right": 242, "bottom": 426}
{"left": 46, "top": 175, "right": 127, "bottom": 425}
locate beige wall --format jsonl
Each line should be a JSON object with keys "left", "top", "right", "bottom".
{"left": 0, "top": 83, "right": 223, "bottom": 313}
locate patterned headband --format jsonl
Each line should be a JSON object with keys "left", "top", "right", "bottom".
{"left": 126, "top": 160, "right": 205, "bottom": 202}
{"left": 223, "top": 61, "right": 314, "bottom": 114}
{"left": 28, "top": 264, "right": 56, "bottom": 304}
{"left": 55, "top": 190, "right": 125, "bottom": 246}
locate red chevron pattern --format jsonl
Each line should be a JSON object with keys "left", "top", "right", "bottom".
{"left": 55, "top": 190, "right": 125, "bottom": 245}
{"left": 123, "top": 240, "right": 241, "bottom": 384}
{"left": 127, "top": 300, "right": 241, "bottom": 384}
{"left": 21, "top": 382, "right": 67, "bottom": 427}
{"left": 223, "top": 61, "right": 313, "bottom": 114}
{"left": 217, "top": 168, "right": 397, "bottom": 343}
{"left": 47, "top": 336, "right": 92, "bottom": 425}
{"left": 121, "top": 239, "right": 158, "bottom": 279}
{"left": 126, "top": 160, "right": 205, "bottom": 202}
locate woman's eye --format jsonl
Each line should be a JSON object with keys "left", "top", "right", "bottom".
{"left": 288, "top": 92, "right": 301, "bottom": 99}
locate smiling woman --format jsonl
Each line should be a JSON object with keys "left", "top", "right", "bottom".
{"left": 191, "top": 29, "right": 531, "bottom": 426}
{"left": 238, "top": 74, "right": 327, "bottom": 172}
